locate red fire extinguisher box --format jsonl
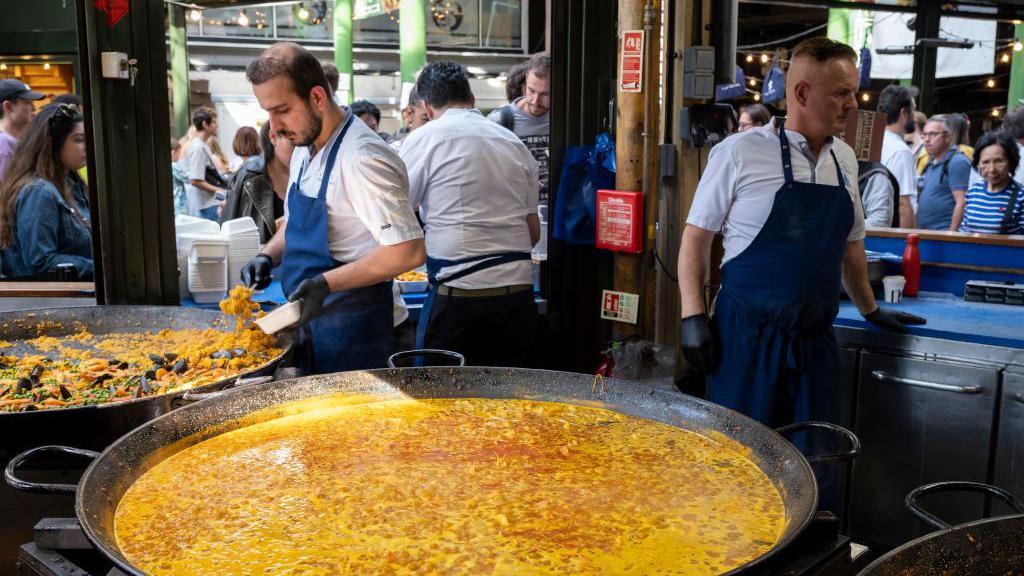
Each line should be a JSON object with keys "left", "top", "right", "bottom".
{"left": 595, "top": 189, "right": 643, "bottom": 253}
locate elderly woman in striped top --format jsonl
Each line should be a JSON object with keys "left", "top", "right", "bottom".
{"left": 960, "top": 131, "right": 1023, "bottom": 235}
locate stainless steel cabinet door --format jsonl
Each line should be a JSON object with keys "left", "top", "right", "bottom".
{"left": 995, "top": 370, "right": 1024, "bottom": 501}
{"left": 838, "top": 347, "right": 858, "bottom": 430}
{"left": 849, "top": 351, "right": 999, "bottom": 547}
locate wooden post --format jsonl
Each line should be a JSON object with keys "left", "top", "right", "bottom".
{"left": 657, "top": 0, "right": 713, "bottom": 354}
{"left": 613, "top": 0, "right": 660, "bottom": 339}
{"left": 75, "top": 0, "right": 179, "bottom": 303}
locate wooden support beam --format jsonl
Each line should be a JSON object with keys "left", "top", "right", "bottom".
{"left": 75, "top": 0, "right": 179, "bottom": 304}
{"left": 613, "top": 0, "right": 661, "bottom": 340}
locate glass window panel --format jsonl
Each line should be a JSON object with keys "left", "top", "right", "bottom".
{"left": 480, "top": 0, "right": 521, "bottom": 49}
{"left": 426, "top": 0, "right": 481, "bottom": 48}
{"left": 199, "top": 6, "right": 274, "bottom": 39}
{"left": 276, "top": 1, "right": 334, "bottom": 41}
{"left": 353, "top": 11, "right": 400, "bottom": 44}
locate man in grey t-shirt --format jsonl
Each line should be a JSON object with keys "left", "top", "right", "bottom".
{"left": 488, "top": 53, "right": 550, "bottom": 205}
{"left": 0, "top": 79, "right": 44, "bottom": 180}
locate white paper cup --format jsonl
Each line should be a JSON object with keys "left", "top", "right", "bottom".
{"left": 882, "top": 275, "right": 906, "bottom": 303}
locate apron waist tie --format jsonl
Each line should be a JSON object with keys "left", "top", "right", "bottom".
{"left": 718, "top": 286, "right": 827, "bottom": 374}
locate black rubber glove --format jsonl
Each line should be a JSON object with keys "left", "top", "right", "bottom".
{"left": 864, "top": 307, "right": 927, "bottom": 333}
{"left": 240, "top": 254, "right": 274, "bottom": 289}
{"left": 680, "top": 313, "right": 720, "bottom": 374}
{"left": 289, "top": 274, "right": 331, "bottom": 327}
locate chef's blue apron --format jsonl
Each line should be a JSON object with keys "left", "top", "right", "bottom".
{"left": 709, "top": 119, "right": 854, "bottom": 429}
{"left": 415, "top": 252, "right": 533, "bottom": 350}
{"left": 281, "top": 114, "right": 393, "bottom": 374}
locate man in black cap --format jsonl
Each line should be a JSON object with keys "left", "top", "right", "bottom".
{"left": 0, "top": 79, "right": 44, "bottom": 179}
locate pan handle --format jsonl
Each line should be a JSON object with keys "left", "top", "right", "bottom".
{"left": 387, "top": 349, "right": 466, "bottom": 368}
{"left": 179, "top": 375, "right": 275, "bottom": 404}
{"left": 774, "top": 421, "right": 861, "bottom": 464}
{"left": 5, "top": 445, "right": 99, "bottom": 494}
{"left": 906, "top": 481, "right": 1024, "bottom": 530}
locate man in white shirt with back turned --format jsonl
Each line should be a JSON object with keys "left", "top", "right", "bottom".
{"left": 400, "top": 61, "right": 540, "bottom": 367}
{"left": 877, "top": 84, "right": 919, "bottom": 228}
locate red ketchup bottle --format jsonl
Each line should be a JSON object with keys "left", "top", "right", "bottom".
{"left": 902, "top": 234, "right": 921, "bottom": 297}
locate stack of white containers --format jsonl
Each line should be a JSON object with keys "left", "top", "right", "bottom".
{"left": 173, "top": 215, "right": 261, "bottom": 302}
{"left": 187, "top": 236, "right": 229, "bottom": 303}
{"left": 222, "top": 218, "right": 261, "bottom": 290}
{"left": 174, "top": 215, "right": 220, "bottom": 298}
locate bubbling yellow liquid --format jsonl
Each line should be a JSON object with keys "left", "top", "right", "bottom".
{"left": 114, "top": 398, "right": 785, "bottom": 575}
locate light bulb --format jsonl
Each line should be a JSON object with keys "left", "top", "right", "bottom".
{"left": 749, "top": 78, "right": 756, "bottom": 86}
{"left": 753, "top": 93, "right": 761, "bottom": 102}
{"left": 745, "top": 54, "right": 753, "bottom": 63}
{"left": 0, "top": 63, "right": 7, "bottom": 71}
{"left": 987, "top": 78, "right": 996, "bottom": 88}
{"left": 237, "top": 11, "right": 249, "bottom": 26}
{"left": 760, "top": 53, "right": 769, "bottom": 63}
{"left": 861, "top": 93, "right": 870, "bottom": 102}
{"left": 1002, "top": 53, "right": 1011, "bottom": 63}
{"left": 1014, "top": 40, "right": 1023, "bottom": 52}
{"left": 992, "top": 108, "right": 1001, "bottom": 117}
{"left": 43, "top": 62, "right": 51, "bottom": 70}
{"left": 298, "top": 5, "right": 310, "bottom": 20}
{"left": 189, "top": 9, "right": 201, "bottom": 22}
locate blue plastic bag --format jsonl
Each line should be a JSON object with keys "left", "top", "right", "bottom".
{"left": 762, "top": 64, "right": 785, "bottom": 104}
{"left": 859, "top": 47, "right": 872, "bottom": 89}
{"left": 553, "top": 133, "right": 616, "bottom": 245}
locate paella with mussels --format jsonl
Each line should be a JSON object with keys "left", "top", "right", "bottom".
{"left": 0, "top": 286, "right": 280, "bottom": 412}
{"left": 114, "top": 397, "right": 786, "bottom": 576}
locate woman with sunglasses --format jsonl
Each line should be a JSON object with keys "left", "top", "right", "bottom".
{"left": 0, "top": 103, "right": 92, "bottom": 279}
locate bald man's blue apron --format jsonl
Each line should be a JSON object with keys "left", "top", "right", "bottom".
{"left": 709, "top": 119, "right": 854, "bottom": 428}
{"left": 281, "top": 113, "right": 392, "bottom": 374}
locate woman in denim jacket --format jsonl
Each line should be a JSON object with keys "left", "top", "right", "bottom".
{"left": 0, "top": 103, "right": 92, "bottom": 279}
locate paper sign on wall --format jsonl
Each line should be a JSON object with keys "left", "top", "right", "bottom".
{"left": 601, "top": 290, "right": 639, "bottom": 324}
{"left": 620, "top": 30, "right": 645, "bottom": 93}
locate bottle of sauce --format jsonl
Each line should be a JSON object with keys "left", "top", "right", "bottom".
{"left": 902, "top": 234, "right": 920, "bottom": 297}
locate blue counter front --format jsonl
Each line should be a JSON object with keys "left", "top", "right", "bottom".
{"left": 836, "top": 291, "right": 1024, "bottom": 350}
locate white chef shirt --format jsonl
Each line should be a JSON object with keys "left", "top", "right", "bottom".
{"left": 400, "top": 107, "right": 539, "bottom": 289}
{"left": 286, "top": 112, "right": 423, "bottom": 264}
{"left": 881, "top": 129, "right": 917, "bottom": 201}
{"left": 687, "top": 117, "right": 865, "bottom": 266}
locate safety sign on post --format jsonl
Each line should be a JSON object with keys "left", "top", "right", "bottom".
{"left": 601, "top": 290, "right": 639, "bottom": 324}
{"left": 619, "top": 30, "right": 645, "bottom": 93}
{"left": 596, "top": 189, "right": 643, "bottom": 253}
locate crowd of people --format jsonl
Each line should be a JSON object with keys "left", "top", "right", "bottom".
{"left": 173, "top": 51, "right": 552, "bottom": 238}
{"left": 734, "top": 89, "right": 1024, "bottom": 235}
{"left": 1, "top": 42, "right": 1021, "bottom": 290}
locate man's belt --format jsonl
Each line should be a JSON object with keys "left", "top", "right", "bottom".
{"left": 436, "top": 284, "right": 533, "bottom": 298}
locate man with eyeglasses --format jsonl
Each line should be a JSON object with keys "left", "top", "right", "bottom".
{"left": 916, "top": 115, "right": 972, "bottom": 231}
{"left": 0, "top": 79, "right": 45, "bottom": 180}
